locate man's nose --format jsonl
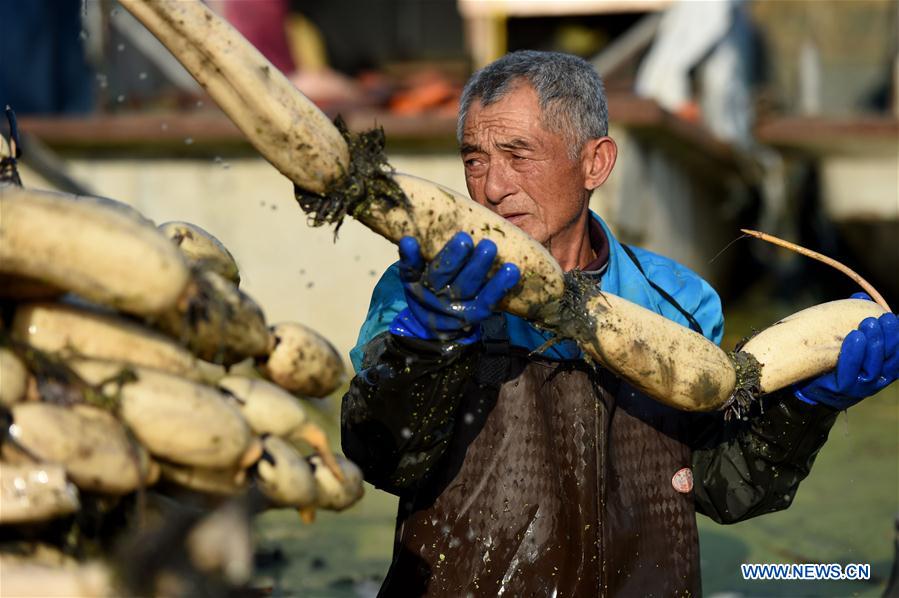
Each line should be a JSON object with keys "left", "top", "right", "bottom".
{"left": 483, "top": 161, "right": 515, "bottom": 205}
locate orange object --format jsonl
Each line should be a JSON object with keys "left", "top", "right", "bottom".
{"left": 389, "top": 75, "right": 460, "bottom": 115}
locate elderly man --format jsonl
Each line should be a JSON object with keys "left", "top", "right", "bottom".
{"left": 342, "top": 51, "right": 898, "bottom": 596}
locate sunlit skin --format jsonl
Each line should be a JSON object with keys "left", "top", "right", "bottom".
{"left": 461, "top": 82, "right": 618, "bottom": 271}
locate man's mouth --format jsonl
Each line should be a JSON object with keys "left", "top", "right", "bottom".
{"left": 501, "top": 213, "right": 529, "bottom": 226}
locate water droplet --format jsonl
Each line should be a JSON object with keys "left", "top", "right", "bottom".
{"left": 110, "top": 7, "right": 120, "bottom": 17}
{"left": 79, "top": 30, "right": 89, "bottom": 40}
{"left": 184, "top": 137, "right": 194, "bottom": 145}
{"left": 400, "top": 428, "right": 413, "bottom": 439}
{"left": 160, "top": 122, "right": 169, "bottom": 131}
{"left": 214, "top": 156, "right": 223, "bottom": 164}
{"left": 116, "top": 94, "right": 125, "bottom": 103}
{"left": 369, "top": 270, "right": 377, "bottom": 277}
{"left": 117, "top": 43, "right": 125, "bottom": 52}
{"left": 306, "top": 282, "right": 314, "bottom": 289}
{"left": 196, "top": 100, "right": 204, "bottom": 108}
{"left": 463, "top": 412, "right": 474, "bottom": 424}
{"left": 138, "top": 72, "right": 148, "bottom": 80}
{"left": 222, "top": 162, "right": 230, "bottom": 170}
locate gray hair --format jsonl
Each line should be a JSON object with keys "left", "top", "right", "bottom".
{"left": 457, "top": 50, "right": 609, "bottom": 158}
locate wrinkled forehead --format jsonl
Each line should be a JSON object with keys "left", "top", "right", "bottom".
{"left": 462, "top": 81, "right": 550, "bottom": 133}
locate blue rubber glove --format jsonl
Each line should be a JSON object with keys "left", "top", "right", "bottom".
{"left": 794, "top": 293, "right": 899, "bottom": 409}
{"left": 389, "top": 232, "right": 521, "bottom": 344}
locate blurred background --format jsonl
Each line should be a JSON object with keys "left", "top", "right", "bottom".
{"left": 1, "top": 0, "right": 896, "bottom": 596}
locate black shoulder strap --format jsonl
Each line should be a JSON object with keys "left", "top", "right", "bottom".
{"left": 475, "top": 314, "right": 510, "bottom": 389}
{"left": 620, "top": 244, "right": 705, "bottom": 336}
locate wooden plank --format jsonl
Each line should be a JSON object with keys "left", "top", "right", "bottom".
{"left": 17, "top": 111, "right": 461, "bottom": 147}
{"left": 16, "top": 93, "right": 743, "bottom": 169}
{"left": 755, "top": 116, "right": 899, "bottom": 156}
{"left": 18, "top": 113, "right": 243, "bottom": 146}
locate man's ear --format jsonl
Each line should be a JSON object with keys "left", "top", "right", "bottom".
{"left": 582, "top": 137, "right": 617, "bottom": 191}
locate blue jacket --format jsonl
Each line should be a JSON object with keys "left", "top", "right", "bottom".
{"left": 351, "top": 212, "right": 723, "bottom": 371}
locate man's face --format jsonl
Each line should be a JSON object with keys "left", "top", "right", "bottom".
{"left": 460, "top": 83, "right": 591, "bottom": 247}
